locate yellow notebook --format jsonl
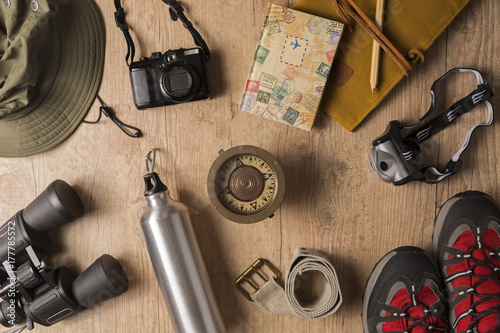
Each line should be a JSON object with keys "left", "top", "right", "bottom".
{"left": 239, "top": 3, "right": 344, "bottom": 131}
{"left": 293, "top": 0, "right": 471, "bottom": 131}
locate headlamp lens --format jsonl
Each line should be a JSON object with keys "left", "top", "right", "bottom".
{"left": 368, "top": 147, "right": 400, "bottom": 183}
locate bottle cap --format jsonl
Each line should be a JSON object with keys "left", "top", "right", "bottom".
{"left": 143, "top": 149, "right": 168, "bottom": 196}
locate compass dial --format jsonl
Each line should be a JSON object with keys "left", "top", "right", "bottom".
{"left": 207, "top": 146, "right": 286, "bottom": 224}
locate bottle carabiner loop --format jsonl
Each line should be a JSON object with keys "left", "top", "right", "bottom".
{"left": 145, "top": 149, "right": 156, "bottom": 174}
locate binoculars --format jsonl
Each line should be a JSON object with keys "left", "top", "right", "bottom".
{"left": 0, "top": 180, "right": 129, "bottom": 330}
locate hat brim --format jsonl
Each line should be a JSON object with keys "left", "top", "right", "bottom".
{"left": 0, "top": 0, "right": 105, "bottom": 157}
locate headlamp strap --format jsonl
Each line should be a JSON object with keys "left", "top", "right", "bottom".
{"left": 114, "top": 0, "right": 210, "bottom": 67}
{"left": 403, "top": 68, "right": 494, "bottom": 183}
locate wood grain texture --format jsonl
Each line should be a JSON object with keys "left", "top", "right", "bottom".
{"left": 0, "top": 0, "right": 498, "bottom": 332}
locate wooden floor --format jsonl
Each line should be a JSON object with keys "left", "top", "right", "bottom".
{"left": 1, "top": 0, "right": 499, "bottom": 332}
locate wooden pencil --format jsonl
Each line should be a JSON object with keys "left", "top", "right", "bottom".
{"left": 370, "top": 0, "right": 385, "bottom": 92}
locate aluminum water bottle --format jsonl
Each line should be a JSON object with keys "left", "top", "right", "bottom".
{"left": 140, "top": 150, "right": 225, "bottom": 333}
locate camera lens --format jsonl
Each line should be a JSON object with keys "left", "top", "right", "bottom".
{"left": 22, "top": 180, "right": 84, "bottom": 233}
{"left": 71, "top": 255, "right": 129, "bottom": 309}
{"left": 162, "top": 65, "right": 199, "bottom": 101}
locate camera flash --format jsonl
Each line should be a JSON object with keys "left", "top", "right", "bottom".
{"left": 184, "top": 48, "right": 199, "bottom": 55}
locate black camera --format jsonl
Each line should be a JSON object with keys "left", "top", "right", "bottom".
{"left": 0, "top": 180, "right": 129, "bottom": 330}
{"left": 115, "top": 0, "right": 211, "bottom": 110}
{"left": 130, "top": 48, "right": 210, "bottom": 109}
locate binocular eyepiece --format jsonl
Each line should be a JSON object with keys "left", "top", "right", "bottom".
{"left": 0, "top": 180, "right": 129, "bottom": 330}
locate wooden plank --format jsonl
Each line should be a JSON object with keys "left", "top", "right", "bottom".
{"left": 0, "top": 0, "right": 497, "bottom": 332}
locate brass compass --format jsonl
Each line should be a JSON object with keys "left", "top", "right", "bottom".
{"left": 207, "top": 146, "right": 286, "bottom": 224}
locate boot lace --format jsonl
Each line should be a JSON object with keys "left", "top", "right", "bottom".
{"left": 444, "top": 243, "right": 500, "bottom": 332}
{"left": 393, "top": 303, "right": 447, "bottom": 333}
{"left": 379, "top": 297, "right": 448, "bottom": 332}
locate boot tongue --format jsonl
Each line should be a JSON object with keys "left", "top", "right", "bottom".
{"left": 405, "top": 306, "right": 429, "bottom": 333}
{"left": 472, "top": 248, "right": 488, "bottom": 261}
{"left": 383, "top": 286, "right": 447, "bottom": 332}
{"left": 477, "top": 314, "right": 499, "bottom": 333}
{"left": 407, "top": 305, "right": 425, "bottom": 321}
{"left": 405, "top": 304, "right": 447, "bottom": 333}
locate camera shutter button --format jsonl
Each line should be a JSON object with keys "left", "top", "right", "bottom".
{"left": 166, "top": 54, "right": 176, "bottom": 62}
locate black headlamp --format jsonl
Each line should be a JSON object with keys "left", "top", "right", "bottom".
{"left": 369, "top": 68, "right": 494, "bottom": 185}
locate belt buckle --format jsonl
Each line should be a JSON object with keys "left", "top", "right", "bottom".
{"left": 235, "top": 258, "right": 280, "bottom": 301}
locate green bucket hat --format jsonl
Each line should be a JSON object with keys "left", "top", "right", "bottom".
{"left": 0, "top": 0, "right": 104, "bottom": 157}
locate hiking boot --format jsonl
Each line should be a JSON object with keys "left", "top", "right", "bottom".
{"left": 362, "top": 246, "right": 448, "bottom": 332}
{"left": 433, "top": 191, "right": 500, "bottom": 333}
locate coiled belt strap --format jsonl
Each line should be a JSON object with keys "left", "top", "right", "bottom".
{"left": 250, "top": 248, "right": 342, "bottom": 319}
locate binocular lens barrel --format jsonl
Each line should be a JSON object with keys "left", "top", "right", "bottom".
{"left": 22, "top": 255, "right": 128, "bottom": 327}
{"left": 0, "top": 180, "right": 84, "bottom": 276}
{"left": 0, "top": 181, "right": 129, "bottom": 329}
{"left": 72, "top": 255, "right": 129, "bottom": 308}
{"left": 22, "top": 180, "right": 84, "bottom": 233}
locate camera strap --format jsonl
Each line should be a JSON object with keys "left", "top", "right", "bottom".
{"left": 83, "top": 95, "right": 142, "bottom": 138}
{"left": 114, "top": 0, "right": 135, "bottom": 66}
{"left": 162, "top": 0, "right": 210, "bottom": 61}
{"left": 402, "top": 68, "right": 494, "bottom": 183}
{"left": 114, "top": 0, "right": 210, "bottom": 66}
